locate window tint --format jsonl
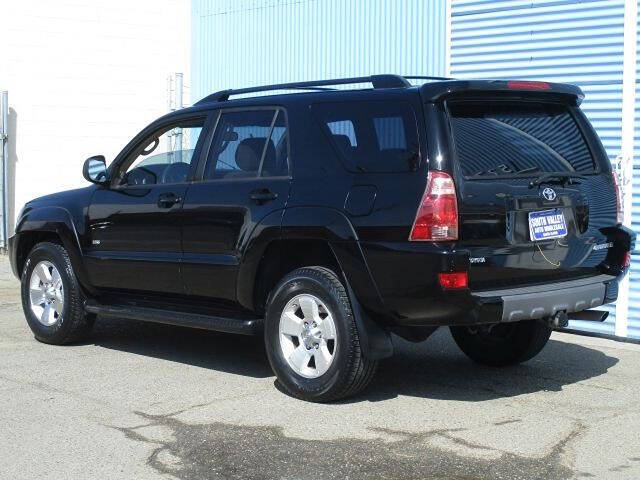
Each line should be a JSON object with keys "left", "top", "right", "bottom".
{"left": 122, "top": 119, "right": 204, "bottom": 186}
{"left": 313, "top": 101, "right": 420, "bottom": 172}
{"left": 204, "top": 109, "right": 288, "bottom": 179}
{"left": 448, "top": 102, "right": 595, "bottom": 177}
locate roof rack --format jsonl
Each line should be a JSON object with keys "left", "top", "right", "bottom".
{"left": 405, "top": 75, "right": 454, "bottom": 82}
{"left": 195, "top": 74, "right": 413, "bottom": 104}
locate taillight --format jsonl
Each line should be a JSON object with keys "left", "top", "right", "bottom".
{"left": 410, "top": 171, "right": 458, "bottom": 241}
{"left": 438, "top": 272, "right": 468, "bottom": 290}
{"left": 507, "top": 80, "right": 551, "bottom": 91}
{"left": 612, "top": 171, "right": 624, "bottom": 225}
{"left": 623, "top": 251, "right": 631, "bottom": 268}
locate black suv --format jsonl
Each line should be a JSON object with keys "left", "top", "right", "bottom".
{"left": 9, "top": 75, "right": 634, "bottom": 402}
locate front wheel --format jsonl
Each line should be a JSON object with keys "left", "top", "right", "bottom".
{"left": 450, "top": 320, "right": 552, "bottom": 367}
{"left": 264, "top": 267, "right": 377, "bottom": 402}
{"left": 21, "top": 242, "right": 94, "bottom": 345}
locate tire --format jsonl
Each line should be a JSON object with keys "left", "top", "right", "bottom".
{"left": 449, "top": 320, "right": 552, "bottom": 367}
{"left": 264, "top": 266, "right": 378, "bottom": 402}
{"left": 21, "top": 242, "right": 94, "bottom": 345}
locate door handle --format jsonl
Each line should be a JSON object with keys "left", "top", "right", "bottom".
{"left": 157, "top": 193, "right": 182, "bottom": 208}
{"left": 249, "top": 189, "right": 278, "bottom": 204}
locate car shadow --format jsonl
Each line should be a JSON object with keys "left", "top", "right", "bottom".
{"left": 87, "top": 317, "right": 273, "bottom": 378}
{"left": 86, "top": 318, "right": 619, "bottom": 400}
{"left": 353, "top": 328, "right": 619, "bottom": 403}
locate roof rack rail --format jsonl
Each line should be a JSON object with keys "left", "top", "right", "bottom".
{"left": 195, "top": 74, "right": 411, "bottom": 104}
{"left": 405, "top": 75, "right": 454, "bottom": 81}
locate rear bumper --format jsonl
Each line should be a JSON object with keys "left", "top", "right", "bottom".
{"left": 473, "top": 274, "right": 612, "bottom": 323}
{"left": 396, "top": 273, "right": 619, "bottom": 326}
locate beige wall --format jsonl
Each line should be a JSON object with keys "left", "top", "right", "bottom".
{"left": 0, "top": 0, "right": 191, "bottom": 232}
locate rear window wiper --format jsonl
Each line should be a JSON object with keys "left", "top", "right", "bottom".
{"left": 529, "top": 172, "right": 585, "bottom": 188}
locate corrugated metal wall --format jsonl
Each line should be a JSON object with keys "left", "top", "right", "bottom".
{"left": 191, "top": 0, "right": 447, "bottom": 103}
{"left": 450, "top": 0, "right": 633, "bottom": 337}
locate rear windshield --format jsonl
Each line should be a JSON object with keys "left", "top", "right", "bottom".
{"left": 447, "top": 102, "right": 595, "bottom": 177}
{"left": 312, "top": 101, "right": 420, "bottom": 172}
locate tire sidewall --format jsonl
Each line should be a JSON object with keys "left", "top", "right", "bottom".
{"left": 21, "top": 243, "right": 75, "bottom": 343}
{"left": 265, "top": 272, "right": 354, "bottom": 399}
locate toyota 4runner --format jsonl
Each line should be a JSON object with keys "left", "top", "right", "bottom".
{"left": 9, "top": 75, "right": 635, "bottom": 402}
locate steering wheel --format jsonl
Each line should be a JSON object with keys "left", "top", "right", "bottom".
{"left": 161, "top": 162, "right": 190, "bottom": 184}
{"left": 125, "top": 166, "right": 157, "bottom": 185}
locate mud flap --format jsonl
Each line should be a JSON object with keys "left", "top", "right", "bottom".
{"left": 344, "top": 280, "right": 394, "bottom": 360}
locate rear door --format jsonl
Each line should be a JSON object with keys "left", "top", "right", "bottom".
{"left": 181, "top": 107, "right": 291, "bottom": 303}
{"left": 446, "top": 99, "right": 620, "bottom": 290}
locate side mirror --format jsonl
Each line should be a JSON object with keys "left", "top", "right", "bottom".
{"left": 83, "top": 155, "right": 109, "bottom": 185}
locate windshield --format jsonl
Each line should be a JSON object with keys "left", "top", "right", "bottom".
{"left": 448, "top": 101, "right": 595, "bottom": 177}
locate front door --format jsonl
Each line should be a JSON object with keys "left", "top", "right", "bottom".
{"left": 85, "top": 114, "right": 210, "bottom": 294}
{"left": 181, "top": 108, "right": 291, "bottom": 303}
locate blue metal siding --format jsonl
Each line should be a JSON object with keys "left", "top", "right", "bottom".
{"left": 450, "top": 0, "right": 627, "bottom": 336}
{"left": 191, "top": 0, "right": 447, "bottom": 103}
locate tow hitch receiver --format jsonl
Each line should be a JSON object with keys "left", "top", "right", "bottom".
{"left": 546, "top": 311, "right": 569, "bottom": 329}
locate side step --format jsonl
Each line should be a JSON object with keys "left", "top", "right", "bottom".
{"left": 85, "top": 302, "right": 262, "bottom": 335}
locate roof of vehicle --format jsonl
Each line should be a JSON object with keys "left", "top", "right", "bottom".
{"left": 174, "top": 74, "right": 584, "bottom": 117}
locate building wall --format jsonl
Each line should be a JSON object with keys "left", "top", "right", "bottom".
{"left": 0, "top": 0, "right": 191, "bottom": 231}
{"left": 191, "top": 0, "right": 447, "bottom": 103}
{"left": 449, "top": 0, "right": 639, "bottom": 338}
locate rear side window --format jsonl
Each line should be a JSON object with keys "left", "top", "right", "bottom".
{"left": 448, "top": 102, "right": 595, "bottom": 177}
{"left": 313, "top": 101, "right": 420, "bottom": 172}
{"left": 204, "top": 109, "right": 288, "bottom": 179}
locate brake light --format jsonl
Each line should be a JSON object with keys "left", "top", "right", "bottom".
{"left": 410, "top": 171, "right": 458, "bottom": 241}
{"left": 438, "top": 272, "right": 468, "bottom": 290}
{"left": 507, "top": 81, "right": 551, "bottom": 91}
{"left": 623, "top": 251, "right": 631, "bottom": 268}
{"left": 612, "top": 171, "right": 624, "bottom": 225}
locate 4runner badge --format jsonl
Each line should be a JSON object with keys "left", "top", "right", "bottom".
{"left": 542, "top": 187, "right": 557, "bottom": 201}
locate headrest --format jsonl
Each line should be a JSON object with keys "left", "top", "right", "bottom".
{"left": 236, "top": 137, "right": 267, "bottom": 172}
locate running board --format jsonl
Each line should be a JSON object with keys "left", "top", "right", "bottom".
{"left": 85, "top": 302, "right": 262, "bottom": 335}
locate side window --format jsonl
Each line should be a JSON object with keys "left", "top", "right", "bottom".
{"left": 204, "top": 109, "right": 289, "bottom": 180}
{"left": 121, "top": 118, "right": 205, "bottom": 186}
{"left": 312, "top": 101, "right": 420, "bottom": 172}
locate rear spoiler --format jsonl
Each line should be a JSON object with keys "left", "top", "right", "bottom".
{"left": 420, "top": 80, "right": 584, "bottom": 106}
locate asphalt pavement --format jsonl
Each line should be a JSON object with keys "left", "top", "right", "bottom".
{"left": 1, "top": 256, "right": 639, "bottom": 479}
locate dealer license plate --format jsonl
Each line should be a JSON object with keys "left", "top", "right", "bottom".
{"left": 528, "top": 208, "right": 567, "bottom": 241}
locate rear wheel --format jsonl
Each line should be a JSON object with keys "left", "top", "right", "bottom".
{"left": 450, "top": 320, "right": 551, "bottom": 367}
{"left": 21, "top": 242, "right": 94, "bottom": 344}
{"left": 264, "top": 267, "right": 378, "bottom": 402}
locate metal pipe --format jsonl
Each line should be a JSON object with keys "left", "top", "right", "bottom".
{"left": 614, "top": 0, "right": 638, "bottom": 338}
{"left": 1, "top": 91, "right": 8, "bottom": 249}
{"left": 175, "top": 73, "right": 183, "bottom": 163}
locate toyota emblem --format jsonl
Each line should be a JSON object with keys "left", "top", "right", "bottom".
{"left": 542, "top": 187, "right": 557, "bottom": 201}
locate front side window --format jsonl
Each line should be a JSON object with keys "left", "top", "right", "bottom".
{"left": 204, "top": 109, "right": 289, "bottom": 179}
{"left": 120, "top": 118, "right": 205, "bottom": 186}
{"left": 313, "top": 101, "right": 420, "bottom": 172}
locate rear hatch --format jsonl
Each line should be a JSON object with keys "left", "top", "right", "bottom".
{"left": 443, "top": 91, "right": 620, "bottom": 291}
